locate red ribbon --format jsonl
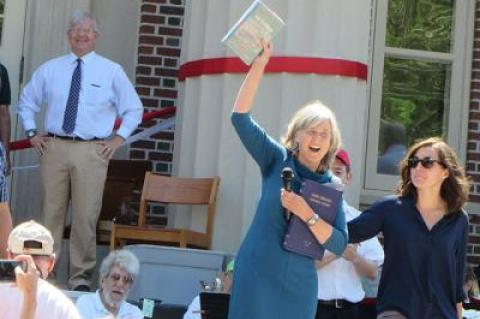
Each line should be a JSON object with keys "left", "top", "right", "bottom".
{"left": 179, "top": 56, "right": 368, "bottom": 81}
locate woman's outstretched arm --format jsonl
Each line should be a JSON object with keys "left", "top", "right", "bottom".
{"left": 233, "top": 41, "right": 272, "bottom": 114}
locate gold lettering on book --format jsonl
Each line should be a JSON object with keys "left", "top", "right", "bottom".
{"left": 308, "top": 193, "right": 332, "bottom": 208}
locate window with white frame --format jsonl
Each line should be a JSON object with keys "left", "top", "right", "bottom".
{"left": 364, "top": 0, "right": 474, "bottom": 194}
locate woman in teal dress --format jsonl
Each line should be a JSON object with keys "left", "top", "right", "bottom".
{"left": 228, "top": 42, "right": 348, "bottom": 319}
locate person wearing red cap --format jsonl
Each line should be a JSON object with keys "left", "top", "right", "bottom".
{"left": 315, "top": 149, "right": 384, "bottom": 319}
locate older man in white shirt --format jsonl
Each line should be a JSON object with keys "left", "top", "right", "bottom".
{"left": 17, "top": 10, "right": 143, "bottom": 291}
{"left": 315, "top": 149, "right": 384, "bottom": 319}
{"left": 76, "top": 250, "right": 142, "bottom": 319}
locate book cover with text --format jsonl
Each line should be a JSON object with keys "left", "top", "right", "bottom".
{"left": 283, "top": 180, "right": 343, "bottom": 259}
{"left": 222, "top": 0, "right": 285, "bottom": 65}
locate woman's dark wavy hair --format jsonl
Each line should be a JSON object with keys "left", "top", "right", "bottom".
{"left": 396, "top": 137, "right": 470, "bottom": 215}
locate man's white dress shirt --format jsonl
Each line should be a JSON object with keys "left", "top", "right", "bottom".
{"left": 18, "top": 51, "right": 142, "bottom": 139}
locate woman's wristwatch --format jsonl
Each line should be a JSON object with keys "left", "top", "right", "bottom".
{"left": 306, "top": 213, "right": 320, "bottom": 227}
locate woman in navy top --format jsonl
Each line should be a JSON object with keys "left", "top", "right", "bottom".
{"left": 228, "top": 42, "right": 348, "bottom": 319}
{"left": 348, "top": 137, "right": 470, "bottom": 319}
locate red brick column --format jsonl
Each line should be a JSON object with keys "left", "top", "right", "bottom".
{"left": 130, "top": 0, "right": 185, "bottom": 175}
{"left": 467, "top": 0, "right": 480, "bottom": 264}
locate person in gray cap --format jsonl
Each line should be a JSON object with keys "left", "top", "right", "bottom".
{"left": 0, "top": 220, "right": 80, "bottom": 319}
{"left": 7, "top": 219, "right": 56, "bottom": 279}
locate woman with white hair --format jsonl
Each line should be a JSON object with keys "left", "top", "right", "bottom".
{"left": 76, "top": 249, "right": 142, "bottom": 319}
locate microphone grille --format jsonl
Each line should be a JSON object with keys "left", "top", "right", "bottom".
{"left": 281, "top": 167, "right": 294, "bottom": 179}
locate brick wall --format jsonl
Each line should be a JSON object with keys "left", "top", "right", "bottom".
{"left": 130, "top": 0, "right": 185, "bottom": 176}
{"left": 467, "top": 0, "right": 480, "bottom": 265}
{"left": 129, "top": 0, "right": 186, "bottom": 222}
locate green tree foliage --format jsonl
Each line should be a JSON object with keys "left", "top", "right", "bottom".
{"left": 379, "top": 0, "right": 453, "bottom": 151}
{"left": 381, "top": 58, "right": 448, "bottom": 148}
{"left": 386, "top": 0, "right": 453, "bottom": 52}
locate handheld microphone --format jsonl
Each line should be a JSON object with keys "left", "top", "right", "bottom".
{"left": 281, "top": 167, "right": 294, "bottom": 220}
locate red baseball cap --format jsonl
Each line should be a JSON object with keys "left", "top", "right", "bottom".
{"left": 335, "top": 149, "right": 351, "bottom": 168}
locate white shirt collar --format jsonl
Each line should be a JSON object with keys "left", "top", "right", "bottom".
{"left": 68, "top": 51, "right": 96, "bottom": 64}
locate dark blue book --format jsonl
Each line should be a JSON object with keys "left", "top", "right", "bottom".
{"left": 283, "top": 179, "right": 343, "bottom": 259}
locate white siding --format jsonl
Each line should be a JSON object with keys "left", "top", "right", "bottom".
{"left": 175, "top": 0, "right": 372, "bottom": 252}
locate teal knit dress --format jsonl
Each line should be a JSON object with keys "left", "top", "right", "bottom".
{"left": 228, "top": 112, "right": 347, "bottom": 319}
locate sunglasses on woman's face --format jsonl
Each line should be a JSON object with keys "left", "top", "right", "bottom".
{"left": 407, "top": 156, "right": 442, "bottom": 169}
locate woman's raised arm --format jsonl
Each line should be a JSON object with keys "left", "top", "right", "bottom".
{"left": 233, "top": 41, "right": 272, "bottom": 113}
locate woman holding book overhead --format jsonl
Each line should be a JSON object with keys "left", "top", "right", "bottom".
{"left": 348, "top": 137, "right": 470, "bottom": 319}
{"left": 228, "top": 41, "right": 347, "bottom": 319}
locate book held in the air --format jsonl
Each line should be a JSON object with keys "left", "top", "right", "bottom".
{"left": 221, "top": 0, "right": 285, "bottom": 65}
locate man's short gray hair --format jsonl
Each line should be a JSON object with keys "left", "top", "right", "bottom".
{"left": 99, "top": 249, "right": 140, "bottom": 282}
{"left": 68, "top": 10, "right": 98, "bottom": 33}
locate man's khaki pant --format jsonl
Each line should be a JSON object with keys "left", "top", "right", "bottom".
{"left": 40, "top": 138, "right": 108, "bottom": 288}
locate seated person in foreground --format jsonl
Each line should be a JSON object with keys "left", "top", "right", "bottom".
{"left": 76, "top": 249, "right": 142, "bottom": 319}
{"left": 183, "top": 259, "right": 234, "bottom": 319}
{"left": 0, "top": 220, "right": 80, "bottom": 319}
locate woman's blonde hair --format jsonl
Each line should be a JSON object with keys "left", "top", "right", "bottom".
{"left": 281, "top": 100, "right": 342, "bottom": 172}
